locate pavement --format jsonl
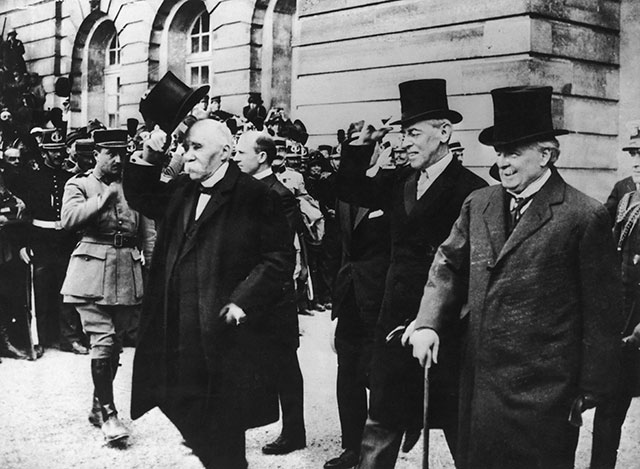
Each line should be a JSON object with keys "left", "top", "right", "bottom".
{"left": 1, "top": 311, "right": 639, "bottom": 468}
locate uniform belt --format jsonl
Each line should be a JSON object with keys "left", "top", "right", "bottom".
{"left": 81, "top": 233, "right": 139, "bottom": 248}
{"left": 32, "top": 219, "right": 63, "bottom": 230}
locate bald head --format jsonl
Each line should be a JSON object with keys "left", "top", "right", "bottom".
{"left": 182, "top": 119, "right": 233, "bottom": 181}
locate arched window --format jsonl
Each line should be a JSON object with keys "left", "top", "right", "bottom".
{"left": 187, "top": 11, "right": 211, "bottom": 87}
{"left": 105, "top": 34, "right": 121, "bottom": 127}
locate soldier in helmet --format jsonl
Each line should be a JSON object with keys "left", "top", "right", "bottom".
{"left": 17, "top": 129, "right": 88, "bottom": 356}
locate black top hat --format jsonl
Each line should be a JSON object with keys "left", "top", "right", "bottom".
{"left": 75, "top": 139, "right": 95, "bottom": 155}
{"left": 41, "top": 129, "right": 66, "bottom": 149}
{"left": 391, "top": 79, "right": 462, "bottom": 126}
{"left": 93, "top": 129, "right": 128, "bottom": 149}
{"left": 139, "top": 71, "right": 209, "bottom": 135}
{"left": 479, "top": 86, "right": 569, "bottom": 147}
{"left": 248, "top": 92, "right": 263, "bottom": 105}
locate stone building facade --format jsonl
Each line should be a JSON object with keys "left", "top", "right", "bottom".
{"left": 1, "top": 0, "right": 637, "bottom": 201}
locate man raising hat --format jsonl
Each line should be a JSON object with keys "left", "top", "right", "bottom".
{"left": 405, "top": 86, "right": 624, "bottom": 469}
{"left": 335, "top": 78, "right": 487, "bottom": 468}
{"left": 60, "top": 129, "right": 155, "bottom": 445}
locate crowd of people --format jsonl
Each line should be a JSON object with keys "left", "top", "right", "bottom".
{"left": 0, "top": 48, "right": 638, "bottom": 469}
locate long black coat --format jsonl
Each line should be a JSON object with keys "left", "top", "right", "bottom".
{"left": 337, "top": 144, "right": 487, "bottom": 430}
{"left": 415, "top": 171, "right": 624, "bottom": 469}
{"left": 125, "top": 161, "right": 294, "bottom": 429}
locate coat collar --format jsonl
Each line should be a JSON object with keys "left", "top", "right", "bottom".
{"left": 404, "top": 157, "right": 462, "bottom": 217}
{"left": 484, "top": 169, "right": 566, "bottom": 265}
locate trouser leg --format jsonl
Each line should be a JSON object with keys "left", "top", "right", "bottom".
{"left": 336, "top": 336, "right": 368, "bottom": 451}
{"left": 591, "top": 393, "right": 633, "bottom": 469}
{"left": 278, "top": 347, "right": 306, "bottom": 441}
{"left": 356, "top": 418, "right": 403, "bottom": 469}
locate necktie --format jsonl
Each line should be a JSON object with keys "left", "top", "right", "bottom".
{"left": 416, "top": 170, "right": 429, "bottom": 199}
{"left": 199, "top": 185, "right": 215, "bottom": 195}
{"left": 509, "top": 194, "right": 534, "bottom": 230}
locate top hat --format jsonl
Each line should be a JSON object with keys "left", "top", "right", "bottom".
{"left": 391, "top": 79, "right": 462, "bottom": 126}
{"left": 75, "top": 139, "right": 95, "bottom": 155}
{"left": 41, "top": 129, "right": 66, "bottom": 149}
{"left": 139, "top": 71, "right": 209, "bottom": 135}
{"left": 54, "top": 77, "right": 71, "bottom": 98}
{"left": 479, "top": 86, "right": 569, "bottom": 147}
{"left": 248, "top": 92, "right": 263, "bottom": 105}
{"left": 93, "top": 129, "right": 128, "bottom": 149}
{"left": 622, "top": 121, "right": 640, "bottom": 152}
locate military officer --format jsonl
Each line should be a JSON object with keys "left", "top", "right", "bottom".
{"left": 17, "top": 129, "right": 88, "bottom": 355}
{"left": 60, "top": 129, "right": 155, "bottom": 445}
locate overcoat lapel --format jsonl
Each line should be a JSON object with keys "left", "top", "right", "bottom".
{"left": 353, "top": 207, "right": 369, "bottom": 229}
{"left": 409, "top": 159, "right": 461, "bottom": 220}
{"left": 404, "top": 171, "right": 418, "bottom": 215}
{"left": 494, "top": 171, "right": 565, "bottom": 265}
{"left": 481, "top": 189, "right": 508, "bottom": 262}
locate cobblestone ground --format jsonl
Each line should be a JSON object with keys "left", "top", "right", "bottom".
{"left": 1, "top": 312, "right": 639, "bottom": 468}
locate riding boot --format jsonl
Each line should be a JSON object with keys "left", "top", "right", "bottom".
{"left": 91, "top": 358, "right": 129, "bottom": 444}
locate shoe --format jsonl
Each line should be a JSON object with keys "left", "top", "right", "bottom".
{"left": 101, "top": 411, "right": 129, "bottom": 444}
{"left": 61, "top": 341, "right": 89, "bottom": 355}
{"left": 33, "top": 345, "right": 44, "bottom": 359}
{"left": 262, "top": 435, "right": 306, "bottom": 455}
{"left": 89, "top": 395, "right": 102, "bottom": 427}
{"left": 1, "top": 342, "right": 29, "bottom": 359}
{"left": 324, "top": 449, "right": 360, "bottom": 469}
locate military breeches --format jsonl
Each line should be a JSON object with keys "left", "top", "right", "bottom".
{"left": 76, "top": 303, "right": 136, "bottom": 359}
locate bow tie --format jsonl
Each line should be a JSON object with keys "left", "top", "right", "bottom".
{"left": 199, "top": 185, "right": 216, "bottom": 195}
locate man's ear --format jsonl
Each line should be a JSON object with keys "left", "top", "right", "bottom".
{"left": 439, "top": 122, "right": 452, "bottom": 143}
{"left": 258, "top": 151, "right": 268, "bottom": 165}
{"left": 539, "top": 148, "right": 552, "bottom": 167}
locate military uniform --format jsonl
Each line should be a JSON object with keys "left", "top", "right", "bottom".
{"left": 18, "top": 153, "right": 86, "bottom": 351}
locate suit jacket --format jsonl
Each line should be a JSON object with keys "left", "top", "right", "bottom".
{"left": 605, "top": 176, "right": 635, "bottom": 224}
{"left": 332, "top": 201, "right": 390, "bottom": 321}
{"left": 125, "top": 161, "right": 294, "bottom": 429}
{"left": 415, "top": 170, "right": 624, "bottom": 469}
{"left": 337, "top": 143, "right": 487, "bottom": 430}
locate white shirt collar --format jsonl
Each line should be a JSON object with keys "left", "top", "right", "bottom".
{"left": 422, "top": 151, "right": 453, "bottom": 181}
{"left": 200, "top": 161, "right": 229, "bottom": 189}
{"left": 507, "top": 168, "right": 551, "bottom": 199}
{"left": 253, "top": 167, "right": 273, "bottom": 180}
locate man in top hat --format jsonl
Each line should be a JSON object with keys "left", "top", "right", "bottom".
{"left": 127, "top": 73, "right": 293, "bottom": 467}
{"left": 405, "top": 86, "right": 623, "bottom": 469}
{"left": 589, "top": 123, "right": 640, "bottom": 469}
{"left": 17, "top": 129, "right": 88, "bottom": 356}
{"left": 60, "top": 129, "right": 154, "bottom": 445}
{"left": 337, "top": 78, "right": 487, "bottom": 468}
{"left": 604, "top": 122, "right": 640, "bottom": 223}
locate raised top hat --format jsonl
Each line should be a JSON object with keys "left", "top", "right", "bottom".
{"left": 622, "top": 121, "right": 640, "bottom": 152}
{"left": 41, "top": 129, "right": 66, "bottom": 149}
{"left": 139, "top": 71, "right": 209, "bottom": 135}
{"left": 479, "top": 86, "right": 569, "bottom": 147}
{"left": 391, "top": 79, "right": 462, "bottom": 126}
{"left": 93, "top": 129, "right": 127, "bottom": 149}
{"left": 75, "top": 139, "right": 95, "bottom": 155}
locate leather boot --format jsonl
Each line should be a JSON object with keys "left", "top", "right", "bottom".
{"left": 88, "top": 394, "right": 102, "bottom": 427}
{"left": 91, "top": 358, "right": 129, "bottom": 444}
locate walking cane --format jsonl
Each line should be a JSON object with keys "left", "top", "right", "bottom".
{"left": 423, "top": 364, "right": 430, "bottom": 469}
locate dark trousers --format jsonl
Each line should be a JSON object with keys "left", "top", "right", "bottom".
{"left": 32, "top": 252, "right": 85, "bottom": 347}
{"left": 591, "top": 393, "right": 633, "bottom": 469}
{"left": 334, "top": 289, "right": 377, "bottom": 452}
{"left": 275, "top": 345, "right": 306, "bottom": 440}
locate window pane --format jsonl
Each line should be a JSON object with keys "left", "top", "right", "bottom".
{"left": 201, "top": 66, "right": 209, "bottom": 84}
{"left": 201, "top": 13, "right": 209, "bottom": 31}
{"left": 202, "top": 34, "right": 209, "bottom": 52}
{"left": 191, "top": 37, "right": 199, "bottom": 54}
{"left": 109, "top": 50, "right": 116, "bottom": 65}
{"left": 191, "top": 67, "right": 199, "bottom": 85}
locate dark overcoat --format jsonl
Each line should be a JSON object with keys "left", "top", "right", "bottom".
{"left": 124, "top": 161, "right": 294, "bottom": 430}
{"left": 415, "top": 171, "right": 624, "bottom": 469}
{"left": 337, "top": 144, "right": 487, "bottom": 430}
{"left": 605, "top": 176, "right": 635, "bottom": 223}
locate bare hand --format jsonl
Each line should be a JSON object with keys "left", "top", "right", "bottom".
{"left": 220, "top": 303, "right": 247, "bottom": 326}
{"left": 0, "top": 215, "right": 8, "bottom": 226}
{"left": 408, "top": 328, "right": 440, "bottom": 368}
{"left": 19, "top": 247, "right": 32, "bottom": 264}
{"left": 142, "top": 125, "right": 167, "bottom": 164}
{"left": 354, "top": 121, "right": 392, "bottom": 146}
